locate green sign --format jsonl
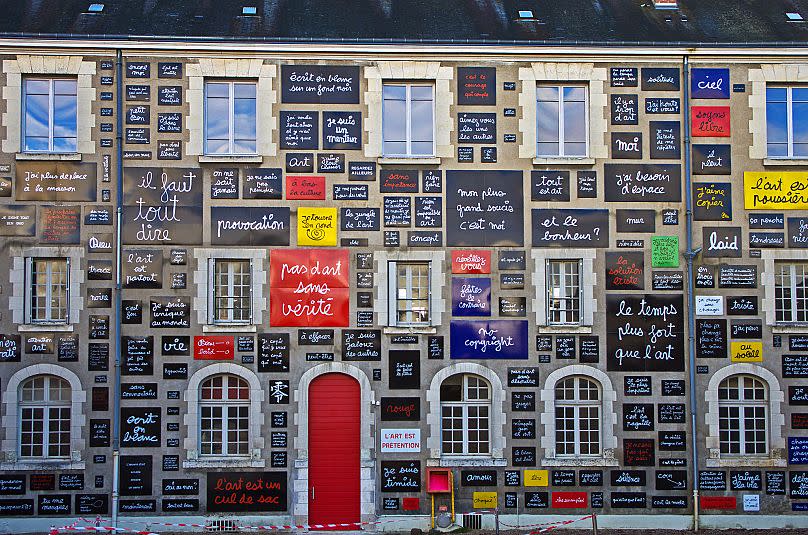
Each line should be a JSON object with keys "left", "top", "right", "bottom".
{"left": 652, "top": 236, "right": 679, "bottom": 267}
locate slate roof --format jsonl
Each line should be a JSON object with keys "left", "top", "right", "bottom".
{"left": 1, "top": 0, "right": 808, "bottom": 44}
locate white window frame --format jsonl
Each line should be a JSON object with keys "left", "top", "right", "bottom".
{"left": 765, "top": 85, "right": 808, "bottom": 159}
{"left": 388, "top": 261, "right": 431, "bottom": 327}
{"left": 704, "top": 363, "right": 786, "bottom": 468}
{"left": 26, "top": 257, "right": 70, "bottom": 325}
{"left": 183, "top": 363, "right": 265, "bottom": 468}
{"left": 382, "top": 83, "right": 436, "bottom": 158}
{"left": 773, "top": 261, "right": 808, "bottom": 324}
{"left": 22, "top": 77, "right": 78, "bottom": 154}
{"left": 440, "top": 374, "right": 491, "bottom": 457}
{"left": 536, "top": 84, "right": 589, "bottom": 158}
{"left": 203, "top": 80, "right": 257, "bottom": 156}
{"left": 199, "top": 374, "right": 251, "bottom": 457}
{"left": 18, "top": 375, "right": 71, "bottom": 459}
{"left": 717, "top": 375, "right": 769, "bottom": 457}
{"left": 209, "top": 258, "right": 253, "bottom": 325}
{"left": 554, "top": 376, "right": 601, "bottom": 458}
{"left": 545, "top": 259, "right": 583, "bottom": 326}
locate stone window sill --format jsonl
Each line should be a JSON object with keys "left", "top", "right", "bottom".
{"left": 384, "top": 326, "right": 437, "bottom": 335}
{"left": 537, "top": 325, "right": 593, "bottom": 335}
{"left": 184, "top": 458, "right": 266, "bottom": 470}
{"left": 18, "top": 324, "right": 74, "bottom": 332}
{"left": 199, "top": 155, "right": 263, "bottom": 164}
{"left": 0, "top": 460, "right": 85, "bottom": 471}
{"left": 772, "top": 324, "right": 808, "bottom": 334}
{"left": 378, "top": 157, "right": 441, "bottom": 165}
{"left": 541, "top": 457, "right": 618, "bottom": 467}
{"left": 533, "top": 157, "right": 595, "bottom": 166}
{"left": 706, "top": 457, "right": 787, "bottom": 468}
{"left": 763, "top": 158, "right": 808, "bottom": 166}
{"left": 427, "top": 457, "right": 507, "bottom": 467}
{"left": 203, "top": 324, "right": 258, "bottom": 334}
{"left": 16, "top": 153, "right": 82, "bottom": 161}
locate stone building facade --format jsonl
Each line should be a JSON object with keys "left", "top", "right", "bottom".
{"left": 0, "top": 36, "right": 807, "bottom": 531}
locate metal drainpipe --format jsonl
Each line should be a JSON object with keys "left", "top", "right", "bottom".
{"left": 683, "top": 54, "right": 701, "bottom": 532}
{"left": 112, "top": 47, "right": 124, "bottom": 529}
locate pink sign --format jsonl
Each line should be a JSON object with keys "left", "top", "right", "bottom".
{"left": 451, "top": 250, "right": 491, "bottom": 274}
{"left": 691, "top": 106, "right": 730, "bottom": 137}
{"left": 194, "top": 336, "right": 234, "bottom": 360}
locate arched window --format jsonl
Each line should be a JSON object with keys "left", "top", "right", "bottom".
{"left": 19, "top": 375, "right": 71, "bottom": 459}
{"left": 555, "top": 376, "right": 600, "bottom": 457}
{"left": 718, "top": 375, "right": 768, "bottom": 456}
{"left": 440, "top": 374, "right": 490, "bottom": 456}
{"left": 200, "top": 374, "right": 250, "bottom": 456}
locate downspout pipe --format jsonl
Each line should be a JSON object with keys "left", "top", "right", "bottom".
{"left": 112, "top": 47, "right": 124, "bottom": 530}
{"left": 683, "top": 54, "right": 701, "bottom": 532}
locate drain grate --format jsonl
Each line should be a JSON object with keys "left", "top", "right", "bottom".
{"left": 205, "top": 519, "right": 240, "bottom": 532}
{"left": 462, "top": 513, "right": 482, "bottom": 530}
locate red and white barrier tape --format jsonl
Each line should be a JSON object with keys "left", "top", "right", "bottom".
{"left": 527, "top": 514, "right": 594, "bottom": 534}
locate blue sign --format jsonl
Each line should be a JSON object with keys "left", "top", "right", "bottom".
{"left": 793, "top": 502, "right": 808, "bottom": 511}
{"left": 691, "top": 68, "right": 730, "bottom": 99}
{"left": 451, "top": 278, "right": 491, "bottom": 317}
{"left": 450, "top": 320, "right": 528, "bottom": 359}
{"left": 788, "top": 437, "right": 808, "bottom": 464}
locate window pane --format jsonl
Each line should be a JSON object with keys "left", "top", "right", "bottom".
{"left": 537, "top": 86, "right": 559, "bottom": 102}
{"left": 766, "top": 101, "right": 788, "bottom": 145}
{"left": 383, "top": 98, "right": 406, "bottom": 142}
{"left": 411, "top": 85, "right": 433, "bottom": 100}
{"left": 25, "top": 93, "right": 50, "bottom": 137}
{"left": 383, "top": 84, "right": 406, "bottom": 100}
{"left": 563, "top": 100, "right": 587, "bottom": 143}
{"left": 410, "top": 100, "right": 433, "bottom": 142}
{"left": 25, "top": 79, "right": 50, "bottom": 95}
{"left": 207, "top": 83, "right": 229, "bottom": 98}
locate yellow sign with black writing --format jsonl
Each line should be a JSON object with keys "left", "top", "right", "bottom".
{"left": 744, "top": 171, "right": 808, "bottom": 210}
{"left": 297, "top": 207, "right": 337, "bottom": 246}
{"left": 523, "top": 470, "right": 549, "bottom": 487}
{"left": 731, "top": 341, "right": 763, "bottom": 362}
{"left": 473, "top": 492, "right": 497, "bottom": 509}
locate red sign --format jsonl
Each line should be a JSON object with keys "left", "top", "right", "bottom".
{"left": 700, "top": 496, "right": 736, "bottom": 510}
{"left": 270, "top": 249, "right": 350, "bottom": 327}
{"left": 286, "top": 176, "right": 325, "bottom": 200}
{"left": 451, "top": 250, "right": 491, "bottom": 274}
{"left": 194, "top": 336, "right": 234, "bottom": 360}
{"left": 402, "top": 497, "right": 420, "bottom": 511}
{"left": 691, "top": 106, "right": 730, "bottom": 137}
{"left": 552, "top": 492, "right": 588, "bottom": 508}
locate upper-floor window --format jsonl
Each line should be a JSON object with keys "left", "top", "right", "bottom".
{"left": 766, "top": 86, "right": 808, "bottom": 158}
{"left": 382, "top": 83, "right": 434, "bottom": 157}
{"left": 555, "top": 376, "right": 601, "bottom": 457}
{"left": 28, "top": 258, "right": 69, "bottom": 324}
{"left": 440, "top": 374, "right": 490, "bottom": 456}
{"left": 200, "top": 374, "right": 250, "bottom": 456}
{"left": 23, "top": 78, "right": 77, "bottom": 153}
{"left": 536, "top": 84, "right": 588, "bottom": 158}
{"left": 204, "top": 81, "right": 257, "bottom": 155}
{"left": 211, "top": 259, "right": 252, "bottom": 325}
{"left": 19, "top": 375, "right": 71, "bottom": 459}
{"left": 388, "top": 261, "right": 431, "bottom": 327}
{"left": 774, "top": 262, "right": 808, "bottom": 323}
{"left": 546, "top": 259, "right": 582, "bottom": 326}
{"left": 718, "top": 375, "right": 768, "bottom": 456}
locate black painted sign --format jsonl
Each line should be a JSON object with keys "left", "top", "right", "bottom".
{"left": 323, "top": 111, "right": 361, "bottom": 150}
{"left": 120, "top": 455, "right": 153, "bottom": 495}
{"left": 611, "top": 68, "right": 638, "bottom": 87}
{"left": 606, "top": 294, "right": 684, "bottom": 371}
{"left": 693, "top": 144, "right": 731, "bottom": 175}
{"left": 604, "top": 164, "right": 681, "bottom": 202}
{"left": 243, "top": 168, "right": 282, "bottom": 199}
{"left": 616, "top": 209, "right": 655, "bottom": 233}
{"left": 349, "top": 161, "right": 376, "bottom": 181}
{"left": 158, "top": 86, "right": 182, "bottom": 106}
{"left": 511, "top": 391, "right": 536, "bottom": 411}
{"left": 531, "top": 170, "right": 570, "bottom": 201}
{"left": 577, "top": 171, "right": 597, "bottom": 199}
{"left": 389, "top": 350, "right": 420, "bottom": 389}
{"left": 642, "top": 68, "right": 680, "bottom": 91}
{"left": 342, "top": 329, "right": 382, "bottom": 361}
{"left": 457, "top": 113, "right": 496, "bottom": 143}
{"left": 210, "top": 207, "right": 290, "bottom": 246}
{"left": 381, "top": 397, "right": 420, "bottom": 421}
{"left": 612, "top": 132, "right": 642, "bottom": 159}
{"left": 446, "top": 170, "right": 523, "bottom": 246}
{"left": 206, "top": 472, "right": 287, "bottom": 512}
{"left": 696, "top": 319, "right": 727, "bottom": 358}
{"left": 457, "top": 67, "right": 496, "bottom": 105}
{"left": 611, "top": 94, "right": 639, "bottom": 125}
{"left": 381, "top": 461, "right": 421, "bottom": 492}
{"left": 625, "top": 376, "right": 652, "bottom": 396}
{"left": 281, "top": 65, "right": 360, "bottom": 104}
{"left": 650, "top": 121, "right": 681, "bottom": 159}
{"left": 532, "top": 209, "right": 609, "bottom": 248}
{"left": 122, "top": 336, "right": 153, "bottom": 375}
{"left": 258, "top": 333, "right": 290, "bottom": 373}
{"left": 718, "top": 265, "right": 757, "bottom": 288}
{"left": 694, "top": 183, "right": 732, "bottom": 221}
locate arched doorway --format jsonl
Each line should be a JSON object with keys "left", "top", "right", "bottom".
{"left": 308, "top": 373, "right": 361, "bottom": 529}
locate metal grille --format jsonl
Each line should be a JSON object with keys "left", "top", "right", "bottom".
{"left": 462, "top": 513, "right": 482, "bottom": 530}
{"left": 205, "top": 519, "right": 240, "bottom": 532}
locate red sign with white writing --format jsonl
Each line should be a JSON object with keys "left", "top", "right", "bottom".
{"left": 691, "top": 106, "right": 730, "bottom": 137}
{"left": 193, "top": 336, "right": 234, "bottom": 360}
{"left": 700, "top": 496, "right": 736, "bottom": 510}
{"left": 451, "top": 250, "right": 491, "bottom": 274}
{"left": 286, "top": 176, "right": 325, "bottom": 200}
{"left": 270, "top": 249, "right": 350, "bottom": 327}
{"left": 552, "top": 492, "right": 588, "bottom": 508}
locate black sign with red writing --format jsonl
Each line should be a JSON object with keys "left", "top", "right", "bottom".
{"left": 206, "top": 472, "right": 287, "bottom": 512}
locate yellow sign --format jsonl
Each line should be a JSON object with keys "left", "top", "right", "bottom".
{"left": 473, "top": 492, "right": 497, "bottom": 509}
{"left": 731, "top": 341, "right": 763, "bottom": 362}
{"left": 297, "top": 207, "right": 337, "bottom": 246}
{"left": 523, "top": 470, "right": 549, "bottom": 487}
{"left": 744, "top": 171, "right": 808, "bottom": 210}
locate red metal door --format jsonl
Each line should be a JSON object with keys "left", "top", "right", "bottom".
{"left": 308, "top": 373, "right": 361, "bottom": 530}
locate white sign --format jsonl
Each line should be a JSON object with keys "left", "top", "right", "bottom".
{"left": 380, "top": 428, "right": 421, "bottom": 453}
{"left": 696, "top": 295, "right": 723, "bottom": 316}
{"left": 743, "top": 494, "right": 760, "bottom": 512}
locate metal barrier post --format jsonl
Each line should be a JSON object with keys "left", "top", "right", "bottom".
{"left": 592, "top": 513, "right": 598, "bottom": 535}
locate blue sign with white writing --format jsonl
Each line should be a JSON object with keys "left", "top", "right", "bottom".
{"left": 450, "top": 320, "right": 528, "bottom": 359}
{"left": 789, "top": 437, "right": 808, "bottom": 464}
{"left": 691, "top": 68, "right": 730, "bottom": 99}
{"left": 451, "top": 278, "right": 491, "bottom": 317}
